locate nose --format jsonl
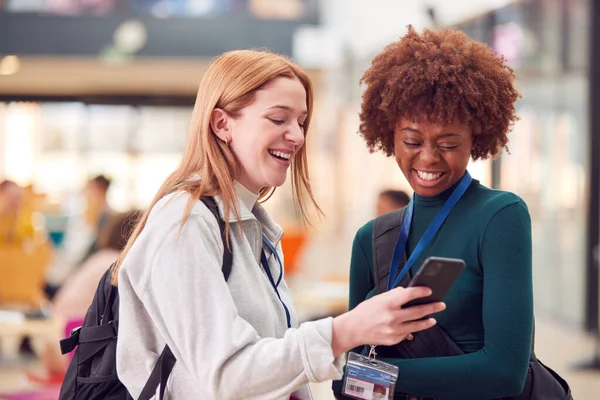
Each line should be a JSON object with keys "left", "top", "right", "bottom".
{"left": 285, "top": 124, "right": 305, "bottom": 148}
{"left": 418, "top": 143, "right": 441, "bottom": 165}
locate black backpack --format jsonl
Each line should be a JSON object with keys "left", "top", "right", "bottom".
{"left": 58, "top": 197, "right": 232, "bottom": 400}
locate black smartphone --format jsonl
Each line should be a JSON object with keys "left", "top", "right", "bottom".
{"left": 403, "top": 256, "right": 465, "bottom": 308}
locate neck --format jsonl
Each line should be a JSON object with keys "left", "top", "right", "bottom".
{"left": 234, "top": 181, "right": 260, "bottom": 211}
{"left": 236, "top": 176, "right": 261, "bottom": 195}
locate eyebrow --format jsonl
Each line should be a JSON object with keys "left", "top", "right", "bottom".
{"left": 268, "top": 105, "right": 308, "bottom": 115}
{"left": 400, "top": 127, "right": 461, "bottom": 138}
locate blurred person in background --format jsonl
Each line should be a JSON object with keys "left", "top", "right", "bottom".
{"left": 376, "top": 189, "right": 410, "bottom": 216}
{"left": 29, "top": 209, "right": 141, "bottom": 383}
{"left": 112, "top": 49, "right": 443, "bottom": 400}
{"left": 52, "top": 210, "right": 140, "bottom": 325}
{"left": 0, "top": 180, "right": 36, "bottom": 245}
{"left": 0, "top": 180, "right": 53, "bottom": 314}
{"left": 80, "top": 174, "right": 114, "bottom": 262}
{"left": 333, "top": 26, "right": 540, "bottom": 400}
{"left": 44, "top": 174, "right": 114, "bottom": 299}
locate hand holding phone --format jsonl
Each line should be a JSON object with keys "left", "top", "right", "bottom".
{"left": 403, "top": 256, "right": 465, "bottom": 308}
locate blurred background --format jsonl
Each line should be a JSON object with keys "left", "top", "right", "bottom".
{"left": 0, "top": 0, "right": 599, "bottom": 398}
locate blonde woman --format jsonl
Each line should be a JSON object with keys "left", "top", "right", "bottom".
{"left": 114, "top": 50, "right": 444, "bottom": 399}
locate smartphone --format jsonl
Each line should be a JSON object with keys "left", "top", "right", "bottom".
{"left": 403, "top": 256, "right": 465, "bottom": 308}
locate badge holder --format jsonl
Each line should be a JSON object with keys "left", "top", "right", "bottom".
{"left": 342, "top": 346, "right": 399, "bottom": 400}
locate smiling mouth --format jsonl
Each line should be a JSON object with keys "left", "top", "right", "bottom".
{"left": 414, "top": 170, "right": 446, "bottom": 181}
{"left": 268, "top": 150, "right": 292, "bottom": 161}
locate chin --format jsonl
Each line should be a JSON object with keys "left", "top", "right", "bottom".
{"left": 414, "top": 187, "right": 445, "bottom": 197}
{"left": 266, "top": 176, "right": 288, "bottom": 188}
{"left": 410, "top": 179, "right": 448, "bottom": 197}
{"left": 269, "top": 180, "right": 287, "bottom": 188}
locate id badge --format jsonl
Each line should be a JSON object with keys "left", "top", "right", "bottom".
{"left": 342, "top": 347, "right": 399, "bottom": 400}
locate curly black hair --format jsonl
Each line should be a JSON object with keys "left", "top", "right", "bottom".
{"left": 359, "top": 25, "right": 521, "bottom": 160}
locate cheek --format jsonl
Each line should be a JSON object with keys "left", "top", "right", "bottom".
{"left": 394, "top": 146, "right": 411, "bottom": 169}
{"left": 394, "top": 151, "right": 402, "bottom": 168}
{"left": 262, "top": 129, "right": 289, "bottom": 153}
{"left": 232, "top": 126, "right": 266, "bottom": 158}
{"left": 461, "top": 142, "right": 474, "bottom": 165}
{"left": 447, "top": 150, "right": 471, "bottom": 170}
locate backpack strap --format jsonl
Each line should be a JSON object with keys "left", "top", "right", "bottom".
{"left": 372, "top": 208, "right": 408, "bottom": 294}
{"left": 138, "top": 346, "right": 177, "bottom": 400}
{"left": 201, "top": 196, "right": 233, "bottom": 281}
{"left": 59, "top": 267, "right": 118, "bottom": 355}
{"left": 59, "top": 321, "right": 118, "bottom": 355}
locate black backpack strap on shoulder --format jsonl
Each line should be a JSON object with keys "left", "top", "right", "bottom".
{"left": 201, "top": 196, "right": 233, "bottom": 281}
{"left": 372, "top": 207, "right": 407, "bottom": 294}
{"left": 138, "top": 345, "right": 176, "bottom": 400}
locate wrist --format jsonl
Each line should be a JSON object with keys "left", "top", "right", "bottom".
{"left": 331, "top": 311, "right": 358, "bottom": 358}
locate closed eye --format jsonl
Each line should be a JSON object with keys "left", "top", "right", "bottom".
{"left": 439, "top": 145, "right": 460, "bottom": 150}
{"left": 269, "top": 118, "right": 285, "bottom": 125}
{"left": 403, "top": 141, "right": 420, "bottom": 147}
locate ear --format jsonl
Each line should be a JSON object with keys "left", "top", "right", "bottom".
{"left": 210, "top": 108, "right": 232, "bottom": 143}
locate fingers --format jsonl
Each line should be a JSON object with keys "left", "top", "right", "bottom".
{"left": 388, "top": 286, "right": 432, "bottom": 307}
{"left": 377, "top": 318, "right": 436, "bottom": 346}
{"left": 398, "top": 333, "right": 414, "bottom": 342}
{"left": 402, "top": 317, "right": 437, "bottom": 333}
{"left": 360, "top": 287, "right": 447, "bottom": 346}
{"left": 400, "top": 301, "right": 446, "bottom": 321}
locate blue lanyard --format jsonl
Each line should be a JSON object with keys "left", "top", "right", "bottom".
{"left": 387, "top": 172, "right": 473, "bottom": 291}
{"left": 261, "top": 236, "right": 291, "bottom": 329}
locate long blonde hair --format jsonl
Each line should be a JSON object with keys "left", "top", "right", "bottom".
{"left": 112, "top": 50, "right": 320, "bottom": 284}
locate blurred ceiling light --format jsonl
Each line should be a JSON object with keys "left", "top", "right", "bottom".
{"left": 0, "top": 55, "right": 21, "bottom": 76}
{"left": 114, "top": 20, "right": 148, "bottom": 54}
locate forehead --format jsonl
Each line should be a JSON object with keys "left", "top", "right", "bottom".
{"left": 253, "top": 76, "right": 307, "bottom": 111}
{"left": 395, "top": 118, "right": 472, "bottom": 135}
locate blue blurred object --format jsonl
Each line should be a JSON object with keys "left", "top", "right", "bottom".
{"left": 130, "top": 0, "right": 240, "bottom": 16}
{"left": 48, "top": 231, "right": 65, "bottom": 248}
{"left": 44, "top": 213, "right": 68, "bottom": 248}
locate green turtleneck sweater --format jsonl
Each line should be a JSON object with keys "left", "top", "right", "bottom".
{"left": 342, "top": 178, "right": 533, "bottom": 400}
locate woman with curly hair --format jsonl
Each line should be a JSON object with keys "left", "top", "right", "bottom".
{"left": 334, "top": 26, "right": 536, "bottom": 399}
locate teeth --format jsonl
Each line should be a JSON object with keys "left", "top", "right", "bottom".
{"left": 270, "top": 150, "right": 292, "bottom": 160}
{"left": 416, "top": 170, "right": 443, "bottom": 181}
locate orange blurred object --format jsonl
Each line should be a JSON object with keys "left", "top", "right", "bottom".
{"left": 280, "top": 229, "right": 307, "bottom": 276}
{"left": 0, "top": 243, "right": 53, "bottom": 307}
